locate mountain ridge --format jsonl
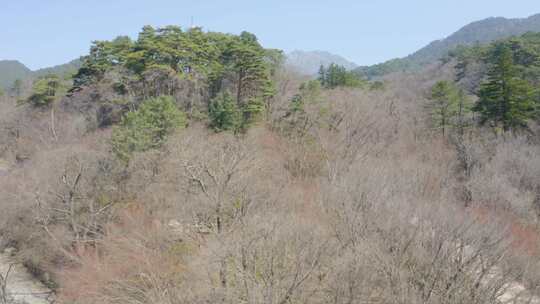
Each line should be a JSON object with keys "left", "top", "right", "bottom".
{"left": 0, "top": 59, "right": 81, "bottom": 90}
{"left": 285, "top": 50, "right": 357, "bottom": 75}
{"left": 356, "top": 13, "right": 540, "bottom": 78}
{"left": 3, "top": 13, "right": 540, "bottom": 86}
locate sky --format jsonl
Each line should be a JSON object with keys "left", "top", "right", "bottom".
{"left": 1, "top": 0, "right": 539, "bottom": 70}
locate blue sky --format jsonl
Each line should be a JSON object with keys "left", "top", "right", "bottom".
{"left": 1, "top": 0, "right": 539, "bottom": 70}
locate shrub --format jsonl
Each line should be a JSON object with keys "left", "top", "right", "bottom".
{"left": 369, "top": 80, "right": 386, "bottom": 91}
{"left": 112, "top": 96, "right": 186, "bottom": 161}
{"left": 299, "top": 80, "right": 322, "bottom": 103}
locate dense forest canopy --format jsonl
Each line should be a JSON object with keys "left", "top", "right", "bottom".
{"left": 73, "top": 26, "right": 281, "bottom": 97}
{"left": 59, "top": 26, "right": 283, "bottom": 134}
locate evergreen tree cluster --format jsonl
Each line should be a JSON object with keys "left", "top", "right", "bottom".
{"left": 474, "top": 42, "right": 536, "bottom": 130}
{"left": 71, "top": 26, "right": 283, "bottom": 131}
{"left": 444, "top": 32, "right": 540, "bottom": 132}
{"left": 318, "top": 63, "right": 365, "bottom": 89}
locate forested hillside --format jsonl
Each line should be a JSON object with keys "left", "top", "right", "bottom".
{"left": 33, "top": 59, "right": 82, "bottom": 79}
{"left": 0, "top": 19, "right": 540, "bottom": 304}
{"left": 0, "top": 59, "right": 81, "bottom": 95}
{"left": 356, "top": 13, "right": 540, "bottom": 78}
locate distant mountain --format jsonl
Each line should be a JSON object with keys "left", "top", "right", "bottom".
{"left": 0, "top": 59, "right": 81, "bottom": 90}
{"left": 357, "top": 13, "right": 540, "bottom": 78}
{"left": 286, "top": 50, "right": 357, "bottom": 75}
{"left": 34, "top": 59, "right": 81, "bottom": 78}
{"left": 0, "top": 60, "right": 32, "bottom": 89}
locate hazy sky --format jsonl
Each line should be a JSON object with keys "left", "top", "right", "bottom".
{"left": 1, "top": 0, "right": 539, "bottom": 70}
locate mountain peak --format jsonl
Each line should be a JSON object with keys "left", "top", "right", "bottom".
{"left": 286, "top": 50, "right": 357, "bottom": 75}
{"left": 0, "top": 60, "right": 32, "bottom": 89}
{"left": 0, "top": 60, "right": 30, "bottom": 70}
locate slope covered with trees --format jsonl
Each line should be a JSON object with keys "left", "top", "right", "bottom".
{"left": 64, "top": 26, "right": 281, "bottom": 134}
{"left": 356, "top": 13, "right": 540, "bottom": 78}
{"left": 445, "top": 32, "right": 540, "bottom": 131}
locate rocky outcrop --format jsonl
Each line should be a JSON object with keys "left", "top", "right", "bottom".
{"left": 0, "top": 249, "right": 53, "bottom": 304}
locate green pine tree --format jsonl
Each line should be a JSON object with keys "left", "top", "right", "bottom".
{"left": 318, "top": 65, "right": 326, "bottom": 87}
{"left": 455, "top": 89, "right": 473, "bottom": 136}
{"left": 209, "top": 92, "right": 242, "bottom": 132}
{"left": 474, "top": 43, "right": 535, "bottom": 131}
{"left": 427, "top": 81, "right": 459, "bottom": 136}
{"left": 26, "top": 75, "right": 62, "bottom": 107}
{"left": 112, "top": 96, "right": 186, "bottom": 161}
{"left": 11, "top": 79, "right": 22, "bottom": 97}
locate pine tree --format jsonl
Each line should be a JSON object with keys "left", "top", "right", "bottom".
{"left": 112, "top": 96, "right": 186, "bottom": 161}
{"left": 427, "top": 81, "right": 459, "bottom": 135}
{"left": 209, "top": 92, "right": 242, "bottom": 132}
{"left": 318, "top": 65, "right": 326, "bottom": 87}
{"left": 226, "top": 32, "right": 270, "bottom": 107}
{"left": 455, "top": 89, "right": 473, "bottom": 136}
{"left": 26, "top": 75, "right": 62, "bottom": 106}
{"left": 474, "top": 43, "right": 535, "bottom": 131}
{"left": 11, "top": 79, "right": 22, "bottom": 97}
